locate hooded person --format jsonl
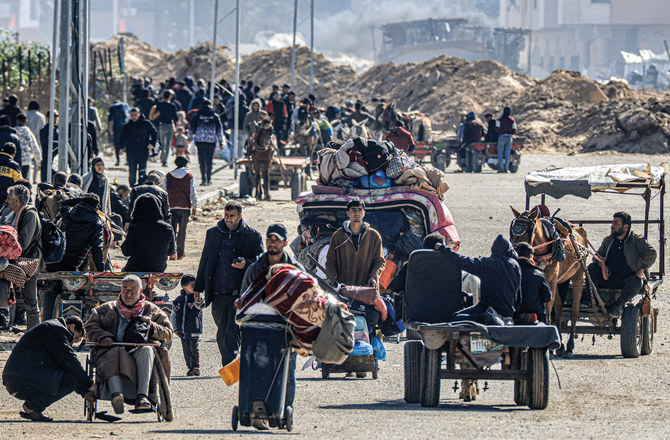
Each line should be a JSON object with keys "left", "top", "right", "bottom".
{"left": 121, "top": 193, "right": 176, "bottom": 272}
{"left": 189, "top": 100, "right": 223, "bottom": 186}
{"left": 434, "top": 234, "right": 521, "bottom": 323}
{"left": 514, "top": 242, "right": 552, "bottom": 324}
{"left": 243, "top": 98, "right": 268, "bottom": 138}
{"left": 82, "top": 157, "right": 111, "bottom": 215}
{"left": 461, "top": 111, "right": 485, "bottom": 145}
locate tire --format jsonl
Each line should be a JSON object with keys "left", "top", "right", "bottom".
{"left": 514, "top": 350, "right": 529, "bottom": 406}
{"left": 406, "top": 329, "right": 422, "bottom": 340}
{"left": 528, "top": 347, "right": 549, "bottom": 410}
{"left": 284, "top": 406, "right": 293, "bottom": 432}
{"left": 154, "top": 349, "right": 174, "bottom": 422}
{"left": 290, "top": 172, "right": 302, "bottom": 200}
{"left": 419, "top": 347, "right": 441, "bottom": 407}
{"left": 509, "top": 156, "right": 520, "bottom": 173}
{"left": 372, "top": 363, "right": 379, "bottom": 380}
{"left": 239, "top": 171, "right": 251, "bottom": 197}
{"left": 432, "top": 151, "right": 449, "bottom": 172}
{"left": 40, "top": 289, "right": 57, "bottom": 321}
{"left": 469, "top": 150, "right": 483, "bottom": 173}
{"left": 404, "top": 341, "right": 422, "bottom": 403}
{"left": 355, "top": 372, "right": 367, "bottom": 378}
{"left": 621, "top": 305, "right": 642, "bottom": 358}
{"left": 53, "top": 294, "right": 65, "bottom": 319}
{"left": 321, "top": 364, "right": 330, "bottom": 379}
{"left": 232, "top": 405, "right": 239, "bottom": 431}
{"left": 641, "top": 315, "right": 653, "bottom": 355}
{"left": 300, "top": 171, "right": 308, "bottom": 192}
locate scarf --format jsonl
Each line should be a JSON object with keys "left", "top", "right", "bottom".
{"left": 116, "top": 293, "right": 147, "bottom": 321}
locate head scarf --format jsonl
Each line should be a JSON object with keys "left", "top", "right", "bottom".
{"left": 116, "top": 292, "right": 147, "bottom": 321}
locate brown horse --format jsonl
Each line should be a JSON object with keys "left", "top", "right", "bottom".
{"left": 295, "top": 118, "right": 319, "bottom": 158}
{"left": 250, "top": 124, "right": 277, "bottom": 200}
{"left": 510, "top": 206, "right": 588, "bottom": 357}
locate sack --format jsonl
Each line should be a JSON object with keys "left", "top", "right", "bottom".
{"left": 337, "top": 285, "right": 388, "bottom": 321}
{"left": 355, "top": 170, "right": 392, "bottom": 189}
{"left": 386, "top": 152, "right": 416, "bottom": 179}
{"left": 312, "top": 301, "right": 355, "bottom": 365}
{"left": 378, "top": 258, "right": 398, "bottom": 291}
{"left": 123, "top": 316, "right": 151, "bottom": 344}
{"left": 40, "top": 213, "right": 66, "bottom": 264}
{"left": 0, "top": 226, "right": 21, "bottom": 260}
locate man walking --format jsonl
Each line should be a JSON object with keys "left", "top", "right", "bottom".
{"left": 194, "top": 201, "right": 263, "bottom": 367}
{"left": 150, "top": 90, "right": 179, "bottom": 167}
{"left": 108, "top": 100, "right": 130, "bottom": 166}
{"left": 495, "top": 106, "right": 516, "bottom": 173}
{"left": 120, "top": 108, "right": 157, "bottom": 187}
{"left": 164, "top": 156, "right": 198, "bottom": 260}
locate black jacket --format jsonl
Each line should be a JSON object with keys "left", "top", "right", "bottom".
{"left": 518, "top": 259, "right": 552, "bottom": 323}
{"left": 50, "top": 199, "right": 105, "bottom": 271}
{"left": 120, "top": 115, "right": 157, "bottom": 159}
{"left": 122, "top": 193, "right": 175, "bottom": 272}
{"left": 127, "top": 182, "right": 171, "bottom": 224}
{"left": 439, "top": 235, "right": 521, "bottom": 318}
{"left": 2, "top": 318, "right": 92, "bottom": 396}
{"left": 0, "top": 126, "right": 22, "bottom": 171}
{"left": 110, "top": 189, "right": 129, "bottom": 221}
{"left": 0, "top": 152, "right": 21, "bottom": 204}
{"left": 16, "top": 205, "right": 43, "bottom": 271}
{"left": 195, "top": 218, "right": 263, "bottom": 306}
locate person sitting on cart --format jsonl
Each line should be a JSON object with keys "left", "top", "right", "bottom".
{"left": 387, "top": 232, "right": 446, "bottom": 294}
{"left": 2, "top": 315, "right": 96, "bottom": 422}
{"left": 384, "top": 120, "right": 415, "bottom": 154}
{"left": 483, "top": 113, "right": 497, "bottom": 143}
{"left": 461, "top": 111, "right": 484, "bottom": 146}
{"left": 84, "top": 274, "right": 173, "bottom": 415}
{"left": 514, "top": 242, "right": 552, "bottom": 324}
{"left": 586, "top": 211, "right": 657, "bottom": 318}
{"left": 434, "top": 234, "right": 521, "bottom": 325}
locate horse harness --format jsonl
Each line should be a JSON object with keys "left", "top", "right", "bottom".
{"left": 510, "top": 214, "right": 573, "bottom": 267}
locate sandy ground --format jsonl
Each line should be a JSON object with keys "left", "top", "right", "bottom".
{"left": 0, "top": 152, "right": 669, "bottom": 439}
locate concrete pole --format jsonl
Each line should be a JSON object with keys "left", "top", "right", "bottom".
{"left": 290, "top": 0, "right": 297, "bottom": 91}
{"left": 82, "top": 0, "right": 90, "bottom": 168}
{"left": 58, "top": 0, "right": 71, "bottom": 173}
{"left": 47, "top": 0, "right": 60, "bottom": 182}
{"left": 71, "top": 0, "right": 81, "bottom": 174}
{"left": 210, "top": 0, "right": 219, "bottom": 104}
{"left": 120, "top": 36, "right": 127, "bottom": 103}
{"left": 233, "top": 0, "right": 240, "bottom": 177}
{"left": 309, "top": 0, "right": 314, "bottom": 94}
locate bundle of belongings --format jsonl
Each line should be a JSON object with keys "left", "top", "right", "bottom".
{"left": 0, "top": 226, "right": 40, "bottom": 308}
{"left": 317, "top": 137, "right": 449, "bottom": 200}
{"left": 235, "top": 264, "right": 356, "bottom": 365}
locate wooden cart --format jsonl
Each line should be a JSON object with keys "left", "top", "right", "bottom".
{"left": 238, "top": 156, "right": 310, "bottom": 200}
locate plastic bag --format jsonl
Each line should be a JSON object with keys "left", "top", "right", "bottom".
{"left": 372, "top": 336, "right": 387, "bottom": 360}
{"left": 187, "top": 141, "right": 197, "bottom": 156}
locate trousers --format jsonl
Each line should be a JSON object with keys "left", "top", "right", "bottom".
{"left": 127, "top": 155, "right": 148, "bottom": 187}
{"left": 497, "top": 134, "right": 513, "bottom": 172}
{"left": 107, "top": 346, "right": 154, "bottom": 397}
{"left": 5, "top": 373, "right": 78, "bottom": 413}
{"left": 586, "top": 262, "right": 643, "bottom": 308}
{"left": 159, "top": 124, "right": 174, "bottom": 166}
{"left": 170, "top": 209, "right": 190, "bottom": 258}
{"left": 20, "top": 272, "right": 40, "bottom": 330}
{"left": 196, "top": 142, "right": 216, "bottom": 184}
{"left": 180, "top": 337, "right": 200, "bottom": 370}
{"left": 211, "top": 295, "right": 239, "bottom": 367}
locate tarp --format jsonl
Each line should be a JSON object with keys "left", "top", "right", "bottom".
{"left": 525, "top": 163, "right": 667, "bottom": 199}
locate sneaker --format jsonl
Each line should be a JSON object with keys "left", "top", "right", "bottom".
{"left": 111, "top": 393, "right": 125, "bottom": 415}
{"left": 190, "top": 367, "right": 200, "bottom": 376}
{"left": 607, "top": 304, "right": 623, "bottom": 319}
{"left": 186, "top": 369, "right": 194, "bottom": 377}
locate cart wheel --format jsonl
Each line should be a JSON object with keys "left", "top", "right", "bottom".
{"left": 509, "top": 156, "right": 520, "bottom": 173}
{"left": 419, "top": 347, "right": 441, "bottom": 407}
{"left": 284, "top": 406, "right": 293, "bottom": 432}
{"left": 239, "top": 171, "right": 251, "bottom": 197}
{"left": 40, "top": 289, "right": 57, "bottom": 321}
{"left": 290, "top": 172, "right": 303, "bottom": 200}
{"left": 621, "top": 305, "right": 642, "bottom": 358}
{"left": 468, "top": 150, "right": 483, "bottom": 173}
{"left": 528, "top": 347, "right": 549, "bottom": 410}
{"left": 355, "top": 372, "right": 367, "bottom": 378}
{"left": 513, "top": 349, "right": 529, "bottom": 406}
{"left": 85, "top": 399, "right": 94, "bottom": 422}
{"left": 406, "top": 329, "right": 421, "bottom": 341}
{"left": 232, "top": 405, "right": 239, "bottom": 431}
{"left": 404, "top": 340, "right": 422, "bottom": 403}
{"left": 432, "top": 151, "right": 449, "bottom": 172}
{"left": 154, "top": 349, "right": 174, "bottom": 422}
{"left": 641, "top": 315, "right": 654, "bottom": 355}
{"left": 321, "top": 364, "right": 330, "bottom": 379}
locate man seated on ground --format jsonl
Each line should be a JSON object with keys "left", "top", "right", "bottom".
{"left": 434, "top": 234, "right": 521, "bottom": 324}
{"left": 2, "top": 315, "right": 95, "bottom": 422}
{"left": 587, "top": 211, "right": 656, "bottom": 318}
{"left": 515, "top": 242, "right": 552, "bottom": 324}
{"left": 85, "top": 274, "right": 173, "bottom": 414}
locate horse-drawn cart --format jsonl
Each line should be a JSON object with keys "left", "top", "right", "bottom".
{"left": 524, "top": 163, "right": 666, "bottom": 358}
{"left": 238, "top": 156, "right": 310, "bottom": 200}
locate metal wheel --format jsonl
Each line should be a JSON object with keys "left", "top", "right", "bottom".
{"left": 621, "top": 305, "right": 642, "bottom": 358}
{"left": 469, "top": 150, "right": 483, "bottom": 173}
{"left": 419, "top": 347, "right": 441, "bottom": 407}
{"left": 513, "top": 349, "right": 529, "bottom": 406}
{"left": 528, "top": 347, "right": 549, "bottom": 410}
{"left": 641, "top": 315, "right": 654, "bottom": 355}
{"left": 284, "top": 406, "right": 293, "bottom": 432}
{"left": 404, "top": 340, "right": 422, "bottom": 403}
{"left": 232, "top": 405, "right": 239, "bottom": 431}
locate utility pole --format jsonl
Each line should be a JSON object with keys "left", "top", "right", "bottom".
{"left": 233, "top": 0, "right": 241, "bottom": 177}
{"left": 57, "top": 0, "right": 72, "bottom": 173}
{"left": 309, "top": 0, "right": 314, "bottom": 94}
{"left": 47, "top": 0, "right": 60, "bottom": 182}
{"left": 210, "top": 0, "right": 219, "bottom": 104}
{"left": 290, "top": 0, "right": 298, "bottom": 91}
{"left": 120, "top": 36, "right": 127, "bottom": 103}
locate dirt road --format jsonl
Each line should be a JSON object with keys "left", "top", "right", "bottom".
{"left": 1, "top": 152, "right": 669, "bottom": 439}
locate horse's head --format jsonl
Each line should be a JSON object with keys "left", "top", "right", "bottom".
{"left": 509, "top": 205, "right": 543, "bottom": 246}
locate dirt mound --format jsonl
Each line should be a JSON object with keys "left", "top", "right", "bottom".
{"left": 92, "top": 33, "right": 169, "bottom": 79}
{"left": 156, "top": 42, "right": 234, "bottom": 83}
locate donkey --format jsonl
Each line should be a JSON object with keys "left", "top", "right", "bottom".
{"left": 295, "top": 118, "right": 319, "bottom": 158}
{"left": 510, "top": 206, "right": 588, "bottom": 357}
{"left": 249, "top": 121, "right": 277, "bottom": 200}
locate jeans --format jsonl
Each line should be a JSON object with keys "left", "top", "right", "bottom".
{"left": 196, "top": 142, "right": 216, "bottom": 184}
{"left": 170, "top": 209, "right": 190, "bottom": 258}
{"left": 497, "top": 134, "right": 513, "bottom": 172}
{"left": 211, "top": 294, "right": 240, "bottom": 367}
{"left": 20, "top": 272, "right": 40, "bottom": 330}
{"left": 180, "top": 337, "right": 200, "bottom": 370}
{"left": 5, "top": 373, "right": 79, "bottom": 413}
{"left": 586, "top": 262, "right": 643, "bottom": 310}
{"left": 159, "top": 124, "right": 174, "bottom": 165}
{"left": 127, "top": 154, "right": 148, "bottom": 187}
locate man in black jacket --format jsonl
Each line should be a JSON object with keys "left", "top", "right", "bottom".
{"left": 194, "top": 201, "right": 263, "bottom": 366}
{"left": 515, "top": 243, "right": 552, "bottom": 324}
{"left": 39, "top": 111, "right": 58, "bottom": 182}
{"left": 2, "top": 316, "right": 95, "bottom": 422}
{"left": 0, "top": 115, "right": 22, "bottom": 171}
{"left": 125, "top": 172, "right": 170, "bottom": 228}
{"left": 120, "top": 108, "right": 157, "bottom": 187}
{"left": 0, "top": 142, "right": 22, "bottom": 205}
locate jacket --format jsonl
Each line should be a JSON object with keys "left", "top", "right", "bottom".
{"left": 325, "top": 221, "right": 386, "bottom": 287}
{"left": 122, "top": 193, "right": 176, "bottom": 272}
{"left": 241, "top": 251, "right": 304, "bottom": 293}
{"left": 127, "top": 182, "right": 171, "bottom": 224}
{"left": 108, "top": 102, "right": 130, "bottom": 128}
{"left": 518, "top": 259, "right": 552, "bottom": 323}
{"left": 243, "top": 99, "right": 268, "bottom": 137}
{"left": 82, "top": 171, "right": 112, "bottom": 216}
{"left": 14, "top": 126, "right": 42, "bottom": 166}
{"left": 51, "top": 199, "right": 105, "bottom": 271}
{"left": 596, "top": 230, "right": 657, "bottom": 274}
{"left": 16, "top": 205, "right": 43, "bottom": 271}
{"left": 26, "top": 109, "right": 45, "bottom": 138}
{"left": 85, "top": 301, "right": 172, "bottom": 384}
{"left": 119, "top": 115, "right": 157, "bottom": 159}
{"left": 163, "top": 168, "right": 197, "bottom": 210}
{"left": 110, "top": 189, "right": 129, "bottom": 221}
{"left": 189, "top": 107, "right": 224, "bottom": 145}
{"left": 0, "top": 127, "right": 22, "bottom": 175}
{"left": 170, "top": 290, "right": 204, "bottom": 339}
{"left": 195, "top": 218, "right": 263, "bottom": 306}
{"left": 0, "top": 152, "right": 21, "bottom": 204}
{"left": 439, "top": 235, "right": 521, "bottom": 318}
{"left": 2, "top": 318, "right": 92, "bottom": 396}
{"left": 462, "top": 119, "right": 485, "bottom": 144}
{"left": 496, "top": 115, "right": 517, "bottom": 135}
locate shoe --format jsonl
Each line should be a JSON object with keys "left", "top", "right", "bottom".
{"left": 111, "top": 393, "right": 125, "bottom": 415}
{"left": 200, "top": 181, "right": 207, "bottom": 186}
{"left": 115, "top": 161, "right": 120, "bottom": 166}
{"left": 177, "top": 254, "right": 185, "bottom": 260}
{"left": 607, "top": 304, "right": 623, "bottom": 319}
{"left": 169, "top": 255, "right": 177, "bottom": 260}
{"left": 134, "top": 394, "right": 151, "bottom": 411}
{"left": 497, "top": 169, "right": 505, "bottom": 173}
{"left": 190, "top": 367, "right": 200, "bottom": 376}
{"left": 19, "top": 410, "right": 52, "bottom": 422}
{"left": 186, "top": 368, "right": 194, "bottom": 377}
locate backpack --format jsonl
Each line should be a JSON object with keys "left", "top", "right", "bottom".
{"left": 40, "top": 212, "right": 66, "bottom": 264}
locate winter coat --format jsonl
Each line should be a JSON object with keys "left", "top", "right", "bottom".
{"left": 439, "top": 235, "right": 521, "bottom": 318}
{"left": 0, "top": 152, "right": 21, "bottom": 204}
{"left": 189, "top": 107, "right": 224, "bottom": 145}
{"left": 51, "top": 200, "right": 105, "bottom": 271}
{"left": 82, "top": 170, "right": 111, "bottom": 216}
{"left": 122, "top": 193, "right": 176, "bottom": 272}
{"left": 462, "top": 119, "right": 485, "bottom": 144}
{"left": 85, "top": 301, "right": 172, "bottom": 384}
{"left": 518, "top": 259, "right": 552, "bottom": 323}
{"left": 170, "top": 290, "right": 204, "bottom": 339}
{"left": 2, "top": 318, "right": 92, "bottom": 396}
{"left": 596, "top": 230, "right": 657, "bottom": 274}
{"left": 119, "top": 115, "right": 158, "bottom": 159}
{"left": 0, "top": 127, "right": 22, "bottom": 173}
{"left": 241, "top": 251, "right": 305, "bottom": 293}
{"left": 15, "top": 205, "right": 43, "bottom": 272}
{"left": 243, "top": 99, "right": 268, "bottom": 137}
{"left": 325, "top": 221, "right": 386, "bottom": 287}
{"left": 127, "top": 182, "right": 171, "bottom": 224}
{"left": 496, "top": 115, "right": 517, "bottom": 135}
{"left": 194, "top": 218, "right": 263, "bottom": 306}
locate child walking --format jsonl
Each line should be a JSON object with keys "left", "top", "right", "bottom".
{"left": 170, "top": 274, "right": 204, "bottom": 376}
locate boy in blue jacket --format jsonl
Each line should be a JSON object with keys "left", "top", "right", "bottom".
{"left": 171, "top": 275, "right": 204, "bottom": 376}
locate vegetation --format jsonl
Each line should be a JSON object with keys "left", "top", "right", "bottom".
{"left": 0, "top": 28, "right": 51, "bottom": 91}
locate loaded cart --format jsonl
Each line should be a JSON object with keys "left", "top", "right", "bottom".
{"left": 238, "top": 156, "right": 310, "bottom": 200}
{"left": 403, "top": 250, "right": 560, "bottom": 409}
